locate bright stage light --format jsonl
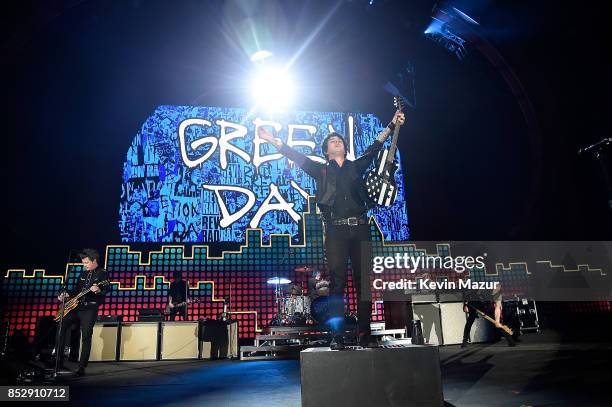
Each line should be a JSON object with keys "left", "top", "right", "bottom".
{"left": 250, "top": 50, "right": 273, "bottom": 62}
{"left": 250, "top": 67, "right": 295, "bottom": 112}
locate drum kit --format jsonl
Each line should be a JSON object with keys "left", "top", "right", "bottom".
{"left": 267, "top": 266, "right": 330, "bottom": 326}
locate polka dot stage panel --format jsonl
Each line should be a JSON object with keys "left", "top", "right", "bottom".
{"left": 2, "top": 199, "right": 609, "bottom": 341}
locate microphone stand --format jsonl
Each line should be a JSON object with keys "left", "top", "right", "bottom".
{"left": 579, "top": 138, "right": 612, "bottom": 211}
{"left": 184, "top": 279, "right": 189, "bottom": 321}
{"left": 49, "top": 249, "right": 76, "bottom": 380}
{"left": 276, "top": 249, "right": 292, "bottom": 319}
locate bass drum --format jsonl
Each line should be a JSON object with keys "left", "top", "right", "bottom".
{"left": 310, "top": 296, "right": 329, "bottom": 324}
{"left": 283, "top": 296, "right": 311, "bottom": 316}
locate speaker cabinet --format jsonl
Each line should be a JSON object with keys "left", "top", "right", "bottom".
{"left": 84, "top": 323, "right": 119, "bottom": 361}
{"left": 413, "top": 302, "right": 495, "bottom": 345}
{"left": 119, "top": 322, "right": 159, "bottom": 361}
{"left": 161, "top": 322, "right": 199, "bottom": 360}
{"left": 199, "top": 320, "right": 238, "bottom": 359}
{"left": 413, "top": 303, "right": 442, "bottom": 345}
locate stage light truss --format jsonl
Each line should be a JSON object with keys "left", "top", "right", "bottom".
{"left": 425, "top": 19, "right": 467, "bottom": 60}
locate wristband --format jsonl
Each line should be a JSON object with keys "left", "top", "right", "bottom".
{"left": 386, "top": 122, "right": 396, "bottom": 132}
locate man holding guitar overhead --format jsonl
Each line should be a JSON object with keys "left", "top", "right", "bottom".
{"left": 258, "top": 105, "right": 405, "bottom": 349}
{"left": 55, "top": 248, "right": 109, "bottom": 376}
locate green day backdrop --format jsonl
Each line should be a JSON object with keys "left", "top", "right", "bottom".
{"left": 119, "top": 105, "right": 409, "bottom": 243}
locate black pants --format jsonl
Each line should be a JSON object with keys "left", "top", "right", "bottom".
{"left": 169, "top": 305, "right": 187, "bottom": 321}
{"left": 325, "top": 223, "right": 373, "bottom": 336}
{"left": 463, "top": 310, "right": 477, "bottom": 343}
{"left": 57, "top": 306, "right": 98, "bottom": 369}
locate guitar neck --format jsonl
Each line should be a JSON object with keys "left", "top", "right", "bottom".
{"left": 474, "top": 309, "right": 513, "bottom": 335}
{"left": 72, "top": 289, "right": 90, "bottom": 302}
{"left": 386, "top": 121, "right": 401, "bottom": 163}
{"left": 175, "top": 298, "right": 199, "bottom": 307}
{"left": 71, "top": 280, "right": 109, "bottom": 302}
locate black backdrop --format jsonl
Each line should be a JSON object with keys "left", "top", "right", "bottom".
{"left": 1, "top": 0, "right": 611, "bottom": 274}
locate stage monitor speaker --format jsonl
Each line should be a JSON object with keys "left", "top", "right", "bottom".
{"left": 119, "top": 322, "right": 159, "bottom": 361}
{"left": 301, "top": 345, "right": 444, "bottom": 407}
{"left": 161, "top": 322, "right": 199, "bottom": 360}
{"left": 84, "top": 323, "right": 119, "bottom": 362}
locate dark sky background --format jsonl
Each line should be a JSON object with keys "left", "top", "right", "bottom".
{"left": 1, "top": 0, "right": 611, "bottom": 273}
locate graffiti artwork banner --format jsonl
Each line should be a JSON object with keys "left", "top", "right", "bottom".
{"left": 119, "top": 105, "right": 409, "bottom": 243}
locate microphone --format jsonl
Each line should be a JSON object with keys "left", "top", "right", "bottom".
{"left": 578, "top": 137, "right": 612, "bottom": 155}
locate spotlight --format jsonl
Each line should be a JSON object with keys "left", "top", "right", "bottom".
{"left": 250, "top": 67, "right": 295, "bottom": 112}
{"left": 424, "top": 3, "right": 478, "bottom": 61}
{"left": 250, "top": 50, "right": 273, "bottom": 62}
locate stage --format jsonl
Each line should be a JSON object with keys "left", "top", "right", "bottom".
{"left": 2, "top": 1, "right": 612, "bottom": 406}
{"left": 8, "top": 332, "right": 611, "bottom": 407}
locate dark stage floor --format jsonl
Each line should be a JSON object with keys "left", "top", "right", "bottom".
{"left": 20, "top": 333, "right": 612, "bottom": 407}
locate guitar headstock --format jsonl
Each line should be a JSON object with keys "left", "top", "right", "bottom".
{"left": 393, "top": 96, "right": 404, "bottom": 112}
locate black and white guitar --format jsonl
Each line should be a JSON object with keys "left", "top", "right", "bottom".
{"left": 365, "top": 96, "right": 404, "bottom": 207}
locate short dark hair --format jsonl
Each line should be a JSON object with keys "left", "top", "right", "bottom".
{"left": 173, "top": 271, "right": 183, "bottom": 280}
{"left": 322, "top": 132, "right": 348, "bottom": 158}
{"left": 79, "top": 248, "right": 100, "bottom": 263}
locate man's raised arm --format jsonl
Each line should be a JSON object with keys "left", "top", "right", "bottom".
{"left": 257, "top": 127, "right": 323, "bottom": 178}
{"left": 354, "top": 110, "right": 406, "bottom": 173}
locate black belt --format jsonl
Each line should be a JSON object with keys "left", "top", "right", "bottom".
{"left": 81, "top": 301, "right": 99, "bottom": 307}
{"left": 329, "top": 216, "right": 368, "bottom": 226}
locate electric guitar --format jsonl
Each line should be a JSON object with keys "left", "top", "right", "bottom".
{"left": 164, "top": 298, "right": 202, "bottom": 315}
{"left": 365, "top": 96, "right": 404, "bottom": 206}
{"left": 468, "top": 304, "right": 514, "bottom": 336}
{"left": 54, "top": 279, "right": 111, "bottom": 322}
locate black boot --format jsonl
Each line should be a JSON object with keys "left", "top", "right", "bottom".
{"left": 330, "top": 335, "right": 345, "bottom": 350}
{"left": 503, "top": 332, "right": 516, "bottom": 347}
{"left": 359, "top": 334, "right": 377, "bottom": 348}
{"left": 75, "top": 366, "right": 86, "bottom": 377}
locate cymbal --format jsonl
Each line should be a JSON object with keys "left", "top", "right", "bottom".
{"left": 294, "top": 266, "right": 314, "bottom": 273}
{"left": 266, "top": 277, "right": 291, "bottom": 285}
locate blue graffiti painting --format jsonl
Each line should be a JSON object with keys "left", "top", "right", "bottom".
{"left": 119, "top": 105, "right": 409, "bottom": 243}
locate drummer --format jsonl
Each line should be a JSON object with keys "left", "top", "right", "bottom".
{"left": 308, "top": 270, "right": 329, "bottom": 301}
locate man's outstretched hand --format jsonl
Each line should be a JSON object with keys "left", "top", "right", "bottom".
{"left": 392, "top": 110, "right": 406, "bottom": 126}
{"left": 257, "top": 127, "right": 276, "bottom": 143}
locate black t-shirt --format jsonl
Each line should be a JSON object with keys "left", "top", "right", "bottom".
{"left": 169, "top": 281, "right": 188, "bottom": 303}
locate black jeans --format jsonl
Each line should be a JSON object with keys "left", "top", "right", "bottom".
{"left": 325, "top": 223, "right": 373, "bottom": 336}
{"left": 57, "top": 306, "right": 98, "bottom": 369}
{"left": 169, "top": 305, "right": 187, "bottom": 321}
{"left": 463, "top": 310, "right": 477, "bottom": 343}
